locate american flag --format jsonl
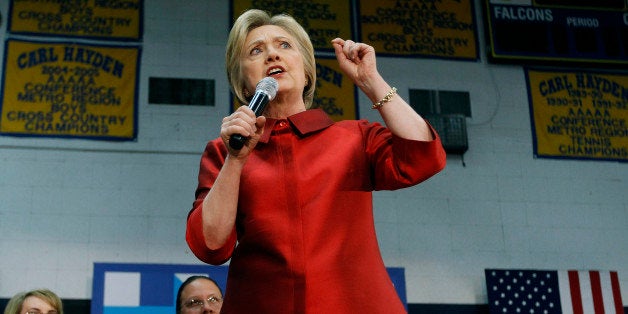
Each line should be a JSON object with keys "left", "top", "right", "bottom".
{"left": 485, "top": 269, "right": 624, "bottom": 314}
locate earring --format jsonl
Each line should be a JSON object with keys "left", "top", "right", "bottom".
{"left": 243, "top": 89, "right": 250, "bottom": 97}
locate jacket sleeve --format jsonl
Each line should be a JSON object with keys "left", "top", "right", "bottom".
{"left": 362, "top": 119, "right": 447, "bottom": 190}
{"left": 185, "top": 139, "right": 237, "bottom": 265}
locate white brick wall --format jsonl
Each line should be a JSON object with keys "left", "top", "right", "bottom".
{"left": 0, "top": 0, "right": 626, "bottom": 305}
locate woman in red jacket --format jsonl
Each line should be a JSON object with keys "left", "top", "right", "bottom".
{"left": 186, "top": 9, "right": 446, "bottom": 313}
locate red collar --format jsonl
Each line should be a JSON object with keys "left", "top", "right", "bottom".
{"left": 258, "top": 109, "right": 334, "bottom": 144}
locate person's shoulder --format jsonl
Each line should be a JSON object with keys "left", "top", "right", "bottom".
{"left": 334, "top": 119, "right": 383, "bottom": 130}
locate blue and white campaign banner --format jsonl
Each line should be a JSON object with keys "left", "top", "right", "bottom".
{"left": 91, "top": 263, "right": 229, "bottom": 314}
{"left": 92, "top": 262, "right": 407, "bottom": 313}
{"left": 388, "top": 267, "right": 408, "bottom": 310}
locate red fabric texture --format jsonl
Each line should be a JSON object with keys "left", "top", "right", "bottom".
{"left": 186, "top": 109, "right": 446, "bottom": 313}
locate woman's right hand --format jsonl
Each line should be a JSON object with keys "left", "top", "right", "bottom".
{"left": 221, "top": 105, "right": 266, "bottom": 158}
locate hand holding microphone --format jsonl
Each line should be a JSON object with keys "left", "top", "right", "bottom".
{"left": 229, "top": 77, "right": 279, "bottom": 150}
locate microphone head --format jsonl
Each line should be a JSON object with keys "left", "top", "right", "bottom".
{"left": 256, "top": 77, "right": 279, "bottom": 100}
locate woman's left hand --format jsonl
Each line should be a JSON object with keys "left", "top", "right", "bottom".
{"left": 331, "top": 38, "right": 380, "bottom": 88}
{"left": 331, "top": 38, "right": 434, "bottom": 141}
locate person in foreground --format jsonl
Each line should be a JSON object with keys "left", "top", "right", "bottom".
{"left": 176, "top": 275, "right": 223, "bottom": 314}
{"left": 4, "top": 289, "right": 63, "bottom": 314}
{"left": 186, "top": 8, "right": 446, "bottom": 313}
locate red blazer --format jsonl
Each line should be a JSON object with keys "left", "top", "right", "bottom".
{"left": 187, "top": 109, "right": 446, "bottom": 313}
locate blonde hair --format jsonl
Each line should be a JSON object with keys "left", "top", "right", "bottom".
{"left": 4, "top": 289, "right": 63, "bottom": 314}
{"left": 226, "top": 9, "right": 316, "bottom": 108}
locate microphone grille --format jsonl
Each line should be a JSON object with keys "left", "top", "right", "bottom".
{"left": 256, "top": 77, "right": 279, "bottom": 100}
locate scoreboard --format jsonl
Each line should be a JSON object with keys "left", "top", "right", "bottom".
{"left": 484, "top": 0, "right": 628, "bottom": 66}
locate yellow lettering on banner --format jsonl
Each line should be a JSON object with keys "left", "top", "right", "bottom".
{"left": 527, "top": 69, "right": 628, "bottom": 161}
{"left": 538, "top": 75, "right": 573, "bottom": 96}
{"left": 311, "top": 59, "right": 356, "bottom": 121}
{"left": 17, "top": 47, "right": 59, "bottom": 68}
{"left": 359, "top": 0, "right": 477, "bottom": 59}
{"left": 1, "top": 39, "right": 138, "bottom": 140}
{"left": 316, "top": 64, "right": 343, "bottom": 88}
{"left": 575, "top": 73, "right": 628, "bottom": 99}
{"left": 62, "top": 46, "right": 124, "bottom": 77}
{"left": 9, "top": 0, "right": 142, "bottom": 40}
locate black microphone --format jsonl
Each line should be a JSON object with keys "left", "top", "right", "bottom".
{"left": 229, "top": 77, "right": 279, "bottom": 150}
